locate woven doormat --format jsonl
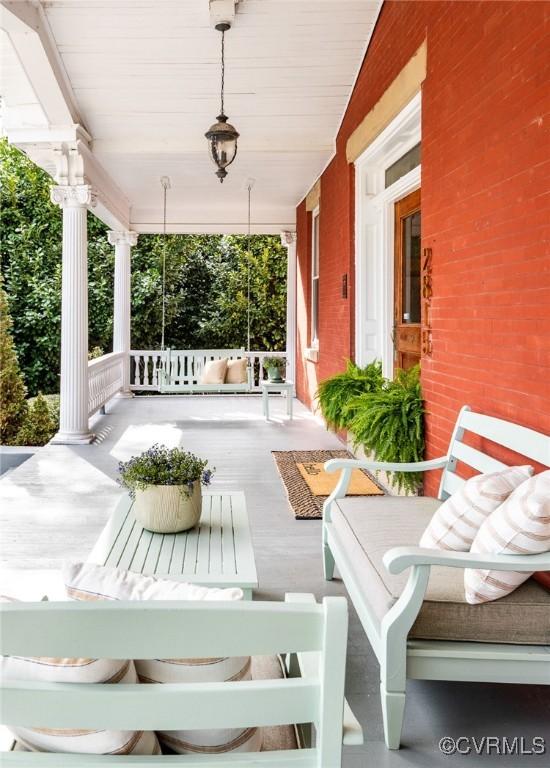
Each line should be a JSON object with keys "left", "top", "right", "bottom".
{"left": 272, "top": 450, "right": 386, "bottom": 520}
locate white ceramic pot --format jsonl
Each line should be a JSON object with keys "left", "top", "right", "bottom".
{"left": 133, "top": 482, "right": 202, "bottom": 533}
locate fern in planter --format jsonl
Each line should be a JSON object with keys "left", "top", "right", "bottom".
{"left": 348, "top": 365, "right": 424, "bottom": 493}
{"left": 316, "top": 360, "right": 384, "bottom": 429}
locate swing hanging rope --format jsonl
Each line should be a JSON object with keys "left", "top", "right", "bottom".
{"left": 246, "top": 180, "right": 252, "bottom": 353}
{"left": 157, "top": 176, "right": 254, "bottom": 388}
{"left": 160, "top": 176, "right": 170, "bottom": 352}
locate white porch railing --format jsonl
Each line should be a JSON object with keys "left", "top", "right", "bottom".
{"left": 88, "top": 352, "right": 125, "bottom": 415}
{"left": 129, "top": 350, "right": 288, "bottom": 392}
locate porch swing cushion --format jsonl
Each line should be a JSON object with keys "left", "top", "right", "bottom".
{"left": 225, "top": 357, "right": 248, "bottom": 384}
{"left": 199, "top": 358, "right": 228, "bottom": 385}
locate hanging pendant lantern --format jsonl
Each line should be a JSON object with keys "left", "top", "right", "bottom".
{"left": 205, "top": 22, "right": 239, "bottom": 183}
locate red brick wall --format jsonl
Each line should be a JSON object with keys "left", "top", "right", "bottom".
{"left": 295, "top": 1, "right": 550, "bottom": 492}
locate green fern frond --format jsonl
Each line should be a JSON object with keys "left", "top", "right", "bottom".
{"left": 348, "top": 365, "right": 424, "bottom": 493}
{"left": 315, "top": 360, "right": 384, "bottom": 429}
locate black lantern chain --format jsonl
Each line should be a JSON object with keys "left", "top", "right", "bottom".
{"left": 205, "top": 22, "right": 239, "bottom": 183}
{"left": 220, "top": 26, "right": 225, "bottom": 116}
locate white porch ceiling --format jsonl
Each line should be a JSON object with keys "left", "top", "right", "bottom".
{"left": 1, "top": 0, "right": 382, "bottom": 233}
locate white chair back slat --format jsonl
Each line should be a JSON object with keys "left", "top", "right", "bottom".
{"left": 0, "top": 601, "right": 324, "bottom": 662}
{"left": 0, "top": 598, "right": 347, "bottom": 764}
{"left": 1, "top": 752, "right": 317, "bottom": 768}
{"left": 3, "top": 678, "right": 319, "bottom": 733}
{"left": 460, "top": 410, "right": 550, "bottom": 466}
{"left": 440, "top": 469, "right": 466, "bottom": 499}
{"left": 438, "top": 405, "right": 549, "bottom": 499}
{"left": 450, "top": 440, "right": 508, "bottom": 475}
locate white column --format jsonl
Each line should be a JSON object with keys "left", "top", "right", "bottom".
{"left": 281, "top": 231, "right": 297, "bottom": 393}
{"left": 50, "top": 185, "right": 95, "bottom": 444}
{"left": 109, "top": 230, "right": 138, "bottom": 396}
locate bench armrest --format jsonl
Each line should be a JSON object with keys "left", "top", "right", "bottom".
{"left": 324, "top": 456, "right": 449, "bottom": 475}
{"left": 384, "top": 546, "right": 550, "bottom": 575}
{"left": 378, "top": 546, "right": 550, "bottom": 694}
{"left": 322, "top": 456, "right": 448, "bottom": 522}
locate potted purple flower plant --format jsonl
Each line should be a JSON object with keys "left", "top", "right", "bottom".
{"left": 118, "top": 444, "right": 214, "bottom": 533}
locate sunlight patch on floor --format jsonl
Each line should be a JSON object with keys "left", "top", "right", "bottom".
{"left": 110, "top": 422, "right": 183, "bottom": 461}
{"left": 0, "top": 476, "right": 31, "bottom": 500}
{"left": 0, "top": 448, "right": 118, "bottom": 499}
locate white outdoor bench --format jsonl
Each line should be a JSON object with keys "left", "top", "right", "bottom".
{"left": 322, "top": 405, "right": 550, "bottom": 749}
{"left": 0, "top": 594, "right": 363, "bottom": 766}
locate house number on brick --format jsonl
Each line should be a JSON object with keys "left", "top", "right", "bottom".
{"left": 421, "top": 247, "right": 433, "bottom": 356}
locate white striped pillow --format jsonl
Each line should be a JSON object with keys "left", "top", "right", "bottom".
{"left": 62, "top": 561, "right": 243, "bottom": 603}
{"left": 141, "top": 656, "right": 262, "bottom": 755}
{"left": 419, "top": 465, "right": 533, "bottom": 551}
{"left": 63, "top": 563, "right": 262, "bottom": 756}
{"left": 0, "top": 597, "right": 160, "bottom": 756}
{"left": 465, "top": 470, "right": 550, "bottom": 604}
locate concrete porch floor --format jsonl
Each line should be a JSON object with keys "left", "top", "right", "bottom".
{"left": 0, "top": 395, "right": 548, "bottom": 766}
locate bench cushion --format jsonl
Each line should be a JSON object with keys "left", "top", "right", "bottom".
{"left": 331, "top": 496, "right": 550, "bottom": 645}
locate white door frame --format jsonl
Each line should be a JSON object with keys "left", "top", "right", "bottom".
{"left": 354, "top": 92, "right": 421, "bottom": 378}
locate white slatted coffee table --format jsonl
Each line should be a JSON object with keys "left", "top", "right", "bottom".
{"left": 88, "top": 491, "right": 258, "bottom": 598}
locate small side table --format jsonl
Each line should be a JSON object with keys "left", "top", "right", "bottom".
{"left": 261, "top": 380, "right": 294, "bottom": 420}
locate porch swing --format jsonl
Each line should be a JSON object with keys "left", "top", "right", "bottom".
{"left": 156, "top": 177, "right": 254, "bottom": 394}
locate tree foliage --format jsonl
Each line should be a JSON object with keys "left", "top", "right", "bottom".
{"left": 0, "top": 139, "right": 287, "bottom": 397}
{"left": 15, "top": 393, "right": 56, "bottom": 446}
{"left": 0, "top": 275, "right": 28, "bottom": 443}
{"left": 131, "top": 233, "right": 287, "bottom": 353}
{"left": 0, "top": 139, "right": 114, "bottom": 395}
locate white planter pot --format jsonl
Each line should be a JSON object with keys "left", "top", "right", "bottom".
{"left": 133, "top": 482, "right": 202, "bottom": 533}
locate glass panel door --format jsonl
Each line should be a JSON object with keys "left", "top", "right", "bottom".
{"left": 401, "top": 210, "right": 421, "bottom": 324}
{"left": 394, "top": 190, "right": 421, "bottom": 370}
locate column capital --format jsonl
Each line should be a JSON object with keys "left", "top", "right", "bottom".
{"left": 50, "top": 184, "right": 97, "bottom": 209}
{"left": 280, "top": 230, "right": 297, "bottom": 247}
{"left": 108, "top": 230, "right": 138, "bottom": 247}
